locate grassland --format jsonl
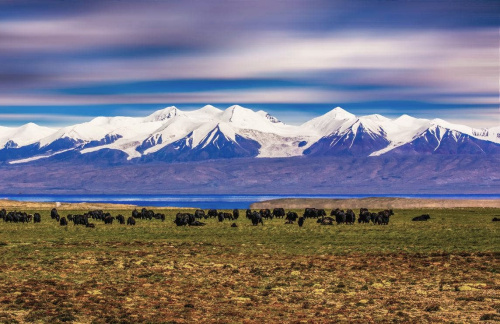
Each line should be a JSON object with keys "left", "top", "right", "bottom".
{"left": 0, "top": 207, "right": 499, "bottom": 323}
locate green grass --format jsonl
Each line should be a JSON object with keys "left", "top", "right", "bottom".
{"left": 1, "top": 207, "right": 498, "bottom": 255}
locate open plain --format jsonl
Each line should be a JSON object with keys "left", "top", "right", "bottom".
{"left": 0, "top": 205, "right": 499, "bottom": 323}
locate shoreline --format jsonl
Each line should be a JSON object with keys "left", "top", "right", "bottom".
{"left": 250, "top": 197, "right": 500, "bottom": 209}
{"left": 0, "top": 199, "right": 192, "bottom": 210}
{"left": 0, "top": 197, "right": 499, "bottom": 210}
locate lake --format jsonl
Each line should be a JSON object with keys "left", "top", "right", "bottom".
{"left": 1, "top": 194, "right": 499, "bottom": 209}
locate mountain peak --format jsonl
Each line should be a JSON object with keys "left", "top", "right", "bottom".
{"left": 325, "top": 107, "right": 356, "bottom": 120}
{"left": 430, "top": 118, "right": 449, "bottom": 126}
{"left": 145, "top": 106, "right": 179, "bottom": 122}
{"left": 16, "top": 122, "right": 55, "bottom": 134}
{"left": 199, "top": 104, "right": 222, "bottom": 113}
{"left": 394, "top": 114, "right": 425, "bottom": 127}
{"left": 300, "top": 107, "right": 356, "bottom": 136}
{"left": 2, "top": 104, "right": 500, "bottom": 165}
{"left": 21, "top": 122, "right": 38, "bottom": 128}
{"left": 362, "top": 114, "right": 390, "bottom": 122}
{"left": 189, "top": 105, "right": 223, "bottom": 118}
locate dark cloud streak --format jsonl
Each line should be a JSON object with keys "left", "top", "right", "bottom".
{"left": 0, "top": 0, "right": 497, "bottom": 127}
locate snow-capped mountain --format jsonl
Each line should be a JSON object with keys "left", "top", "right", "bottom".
{"left": 0, "top": 105, "right": 499, "bottom": 165}
{"left": 302, "top": 110, "right": 391, "bottom": 156}
{"left": 0, "top": 123, "right": 56, "bottom": 149}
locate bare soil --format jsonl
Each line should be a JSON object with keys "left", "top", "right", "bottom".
{"left": 0, "top": 199, "right": 189, "bottom": 210}
{"left": 251, "top": 197, "right": 500, "bottom": 209}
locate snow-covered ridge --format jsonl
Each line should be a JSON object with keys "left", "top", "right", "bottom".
{"left": 0, "top": 123, "right": 56, "bottom": 148}
{"left": 2, "top": 105, "right": 499, "bottom": 164}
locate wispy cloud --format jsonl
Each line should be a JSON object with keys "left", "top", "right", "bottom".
{"left": 0, "top": 0, "right": 497, "bottom": 127}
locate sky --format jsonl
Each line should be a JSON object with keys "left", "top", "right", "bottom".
{"left": 0, "top": 0, "right": 498, "bottom": 128}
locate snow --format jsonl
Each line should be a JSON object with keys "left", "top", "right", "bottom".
{"left": 140, "top": 105, "right": 306, "bottom": 157}
{"left": 8, "top": 148, "right": 75, "bottom": 164}
{"left": 0, "top": 123, "right": 56, "bottom": 148}
{"left": 193, "top": 104, "right": 223, "bottom": 116}
{"left": 362, "top": 114, "right": 391, "bottom": 122}
{"left": 256, "top": 110, "right": 281, "bottom": 123}
{"left": 144, "top": 106, "right": 179, "bottom": 122}
{"left": 221, "top": 105, "right": 281, "bottom": 133}
{"left": 301, "top": 107, "right": 356, "bottom": 137}
{"left": 2, "top": 105, "right": 498, "bottom": 161}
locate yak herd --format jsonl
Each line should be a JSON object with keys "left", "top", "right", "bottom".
{"left": 1, "top": 206, "right": 497, "bottom": 227}
{"left": 0, "top": 206, "right": 396, "bottom": 227}
{"left": 173, "top": 207, "right": 394, "bottom": 227}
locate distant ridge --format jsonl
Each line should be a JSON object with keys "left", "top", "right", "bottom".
{"left": 0, "top": 105, "right": 499, "bottom": 165}
{"left": 250, "top": 197, "right": 500, "bottom": 209}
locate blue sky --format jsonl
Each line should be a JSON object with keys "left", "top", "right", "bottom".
{"left": 0, "top": 0, "right": 498, "bottom": 127}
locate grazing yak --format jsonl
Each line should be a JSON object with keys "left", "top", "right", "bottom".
{"left": 116, "top": 214, "right": 125, "bottom": 224}
{"left": 73, "top": 214, "right": 89, "bottom": 226}
{"left": 208, "top": 209, "right": 218, "bottom": 218}
{"left": 251, "top": 211, "right": 264, "bottom": 226}
{"left": 141, "top": 208, "right": 154, "bottom": 220}
{"left": 127, "top": 217, "right": 136, "bottom": 225}
{"left": 246, "top": 209, "right": 253, "bottom": 219}
{"left": 286, "top": 211, "right": 298, "bottom": 223}
{"left": 232, "top": 209, "right": 239, "bottom": 220}
{"left": 331, "top": 209, "right": 346, "bottom": 224}
{"left": 33, "top": 213, "right": 41, "bottom": 223}
{"left": 374, "top": 209, "right": 394, "bottom": 225}
{"left": 195, "top": 210, "right": 206, "bottom": 219}
{"left": 298, "top": 217, "right": 305, "bottom": 227}
{"left": 259, "top": 209, "right": 272, "bottom": 220}
{"left": 304, "top": 208, "right": 318, "bottom": 218}
{"left": 104, "top": 215, "right": 115, "bottom": 224}
{"left": 51, "top": 208, "right": 60, "bottom": 221}
{"left": 412, "top": 214, "right": 431, "bottom": 221}
{"left": 272, "top": 208, "right": 285, "bottom": 219}
{"left": 0, "top": 209, "right": 6, "bottom": 221}
{"left": 176, "top": 213, "right": 193, "bottom": 226}
{"left": 218, "top": 212, "right": 233, "bottom": 222}
{"left": 345, "top": 209, "right": 356, "bottom": 224}
{"left": 59, "top": 217, "right": 68, "bottom": 226}
{"left": 358, "top": 208, "right": 371, "bottom": 224}
{"left": 131, "top": 208, "right": 164, "bottom": 221}
{"left": 175, "top": 213, "right": 205, "bottom": 226}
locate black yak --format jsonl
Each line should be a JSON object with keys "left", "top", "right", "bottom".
{"left": 298, "top": 217, "right": 305, "bottom": 227}
{"left": 251, "top": 211, "right": 263, "bottom": 226}
{"left": 412, "top": 214, "right": 431, "bottom": 221}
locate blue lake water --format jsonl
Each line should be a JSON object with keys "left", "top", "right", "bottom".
{"left": 1, "top": 194, "right": 499, "bottom": 209}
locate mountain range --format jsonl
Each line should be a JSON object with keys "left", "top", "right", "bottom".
{"left": 1, "top": 105, "right": 499, "bottom": 165}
